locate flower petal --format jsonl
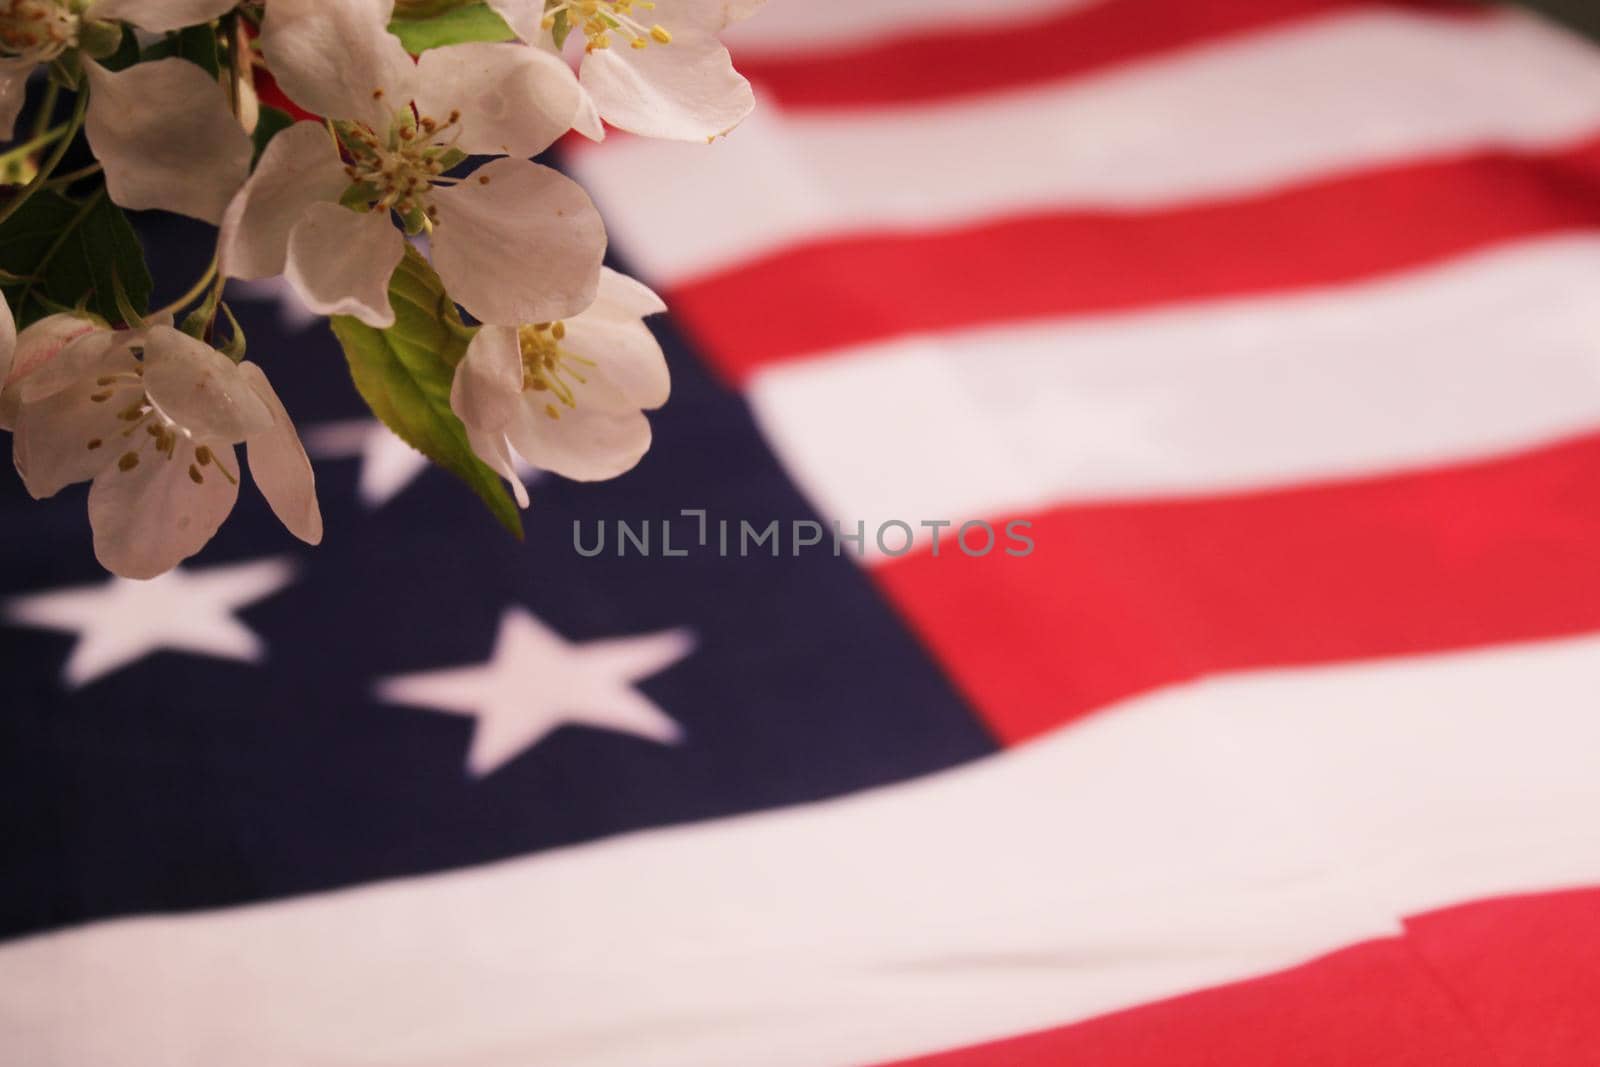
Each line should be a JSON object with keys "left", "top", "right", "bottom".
{"left": 592, "top": 265, "right": 668, "bottom": 320}
{"left": 0, "top": 292, "right": 14, "bottom": 387}
{"left": 17, "top": 329, "right": 125, "bottom": 405}
{"left": 413, "top": 42, "right": 578, "bottom": 157}
{"left": 469, "top": 424, "right": 531, "bottom": 509}
{"left": 649, "top": 0, "right": 767, "bottom": 34}
{"left": 142, "top": 326, "right": 272, "bottom": 443}
{"left": 452, "top": 325, "right": 525, "bottom": 435}
{"left": 571, "top": 85, "right": 606, "bottom": 142}
{"left": 9, "top": 315, "right": 97, "bottom": 386}
{"left": 88, "top": 438, "right": 240, "bottom": 580}
{"left": 431, "top": 158, "right": 605, "bottom": 326}
{"left": 482, "top": 0, "right": 542, "bottom": 42}
{"left": 505, "top": 400, "right": 652, "bottom": 483}
{"left": 85, "top": 0, "right": 240, "bottom": 32}
{"left": 443, "top": 322, "right": 530, "bottom": 504}
{"left": 580, "top": 33, "right": 753, "bottom": 141}
{"left": 284, "top": 203, "right": 405, "bottom": 328}
{"left": 259, "top": 0, "right": 412, "bottom": 129}
{"left": 0, "top": 314, "right": 101, "bottom": 430}
{"left": 11, "top": 342, "right": 140, "bottom": 499}
{"left": 237, "top": 362, "right": 322, "bottom": 545}
{"left": 0, "top": 58, "right": 33, "bottom": 142}
{"left": 219, "top": 122, "right": 348, "bottom": 281}
{"left": 562, "top": 317, "right": 671, "bottom": 412}
{"left": 83, "top": 58, "right": 253, "bottom": 224}
{"left": 720, "top": 0, "right": 767, "bottom": 27}
{"left": 538, "top": 268, "right": 670, "bottom": 411}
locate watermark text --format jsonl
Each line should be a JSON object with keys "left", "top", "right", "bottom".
{"left": 574, "top": 511, "right": 1035, "bottom": 560}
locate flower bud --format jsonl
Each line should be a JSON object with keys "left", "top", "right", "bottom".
{"left": 77, "top": 19, "right": 123, "bottom": 61}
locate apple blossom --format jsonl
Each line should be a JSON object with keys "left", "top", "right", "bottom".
{"left": 219, "top": 0, "right": 605, "bottom": 330}
{"left": 1, "top": 0, "right": 766, "bottom": 577}
{"left": 0, "top": 291, "right": 12, "bottom": 388}
{"left": 0, "top": 0, "right": 252, "bottom": 222}
{"left": 450, "top": 267, "right": 669, "bottom": 505}
{"left": 82, "top": 56, "right": 254, "bottom": 224}
{"left": 1, "top": 1, "right": 91, "bottom": 141}
{"left": 0, "top": 311, "right": 102, "bottom": 429}
{"left": 11, "top": 324, "right": 321, "bottom": 579}
{"left": 486, "top": 0, "right": 766, "bottom": 142}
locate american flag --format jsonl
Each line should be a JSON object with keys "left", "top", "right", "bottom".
{"left": 5, "top": 0, "right": 1600, "bottom": 1062}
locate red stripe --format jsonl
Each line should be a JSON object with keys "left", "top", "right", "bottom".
{"left": 740, "top": 0, "right": 1485, "bottom": 111}
{"left": 253, "top": 67, "right": 319, "bottom": 124}
{"left": 873, "top": 433, "right": 1600, "bottom": 745}
{"left": 672, "top": 135, "right": 1600, "bottom": 384}
{"left": 882, "top": 888, "right": 1600, "bottom": 1067}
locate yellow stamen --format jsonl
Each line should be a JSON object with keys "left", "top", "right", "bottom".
{"left": 543, "top": 0, "right": 673, "bottom": 54}
{"left": 518, "top": 320, "right": 596, "bottom": 418}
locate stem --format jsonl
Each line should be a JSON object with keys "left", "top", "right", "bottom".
{"left": 29, "top": 82, "right": 61, "bottom": 142}
{"left": 0, "top": 125, "right": 71, "bottom": 171}
{"left": 196, "top": 20, "right": 237, "bottom": 342}
{"left": 187, "top": 13, "right": 248, "bottom": 345}
{"left": 0, "top": 90, "right": 89, "bottom": 232}
{"left": 202, "top": 269, "right": 228, "bottom": 340}
{"left": 45, "top": 162, "right": 103, "bottom": 188}
{"left": 224, "top": 13, "right": 244, "bottom": 119}
{"left": 154, "top": 258, "right": 220, "bottom": 319}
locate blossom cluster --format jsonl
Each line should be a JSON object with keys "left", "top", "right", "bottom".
{"left": 0, "top": 0, "right": 762, "bottom": 578}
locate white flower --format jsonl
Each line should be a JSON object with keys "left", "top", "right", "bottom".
{"left": 11, "top": 324, "right": 321, "bottom": 579}
{"left": 0, "top": 310, "right": 101, "bottom": 429}
{"left": 450, "top": 267, "right": 669, "bottom": 505}
{"left": 487, "top": 0, "right": 765, "bottom": 142}
{"left": 0, "top": 294, "right": 13, "bottom": 390}
{"left": 2, "top": 3, "right": 252, "bottom": 222}
{"left": 220, "top": 0, "right": 605, "bottom": 329}
{"left": 82, "top": 56, "right": 254, "bottom": 224}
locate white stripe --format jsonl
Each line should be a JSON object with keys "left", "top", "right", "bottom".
{"left": 722, "top": 0, "right": 1103, "bottom": 55}
{"left": 573, "top": 9, "right": 1600, "bottom": 283}
{"left": 4, "top": 634, "right": 1600, "bottom": 1066}
{"left": 745, "top": 235, "right": 1600, "bottom": 557}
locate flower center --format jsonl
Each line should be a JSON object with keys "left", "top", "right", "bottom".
{"left": 519, "top": 321, "right": 595, "bottom": 420}
{"left": 88, "top": 366, "right": 237, "bottom": 487}
{"left": 337, "top": 108, "right": 467, "bottom": 227}
{"left": 542, "top": 0, "right": 673, "bottom": 52}
{"left": 0, "top": 0, "right": 80, "bottom": 63}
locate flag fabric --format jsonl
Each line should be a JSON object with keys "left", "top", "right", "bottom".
{"left": 5, "top": 0, "right": 1600, "bottom": 1063}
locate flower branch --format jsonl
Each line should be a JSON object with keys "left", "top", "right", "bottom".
{"left": 1, "top": 0, "right": 767, "bottom": 579}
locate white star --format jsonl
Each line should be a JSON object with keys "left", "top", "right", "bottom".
{"left": 227, "top": 276, "right": 321, "bottom": 333}
{"left": 305, "top": 419, "right": 434, "bottom": 509}
{"left": 306, "top": 419, "right": 544, "bottom": 510}
{"left": 3, "top": 558, "right": 299, "bottom": 689}
{"left": 376, "top": 607, "right": 694, "bottom": 777}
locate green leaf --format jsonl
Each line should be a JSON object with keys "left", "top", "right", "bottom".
{"left": 331, "top": 247, "right": 524, "bottom": 539}
{"left": 0, "top": 189, "right": 152, "bottom": 328}
{"left": 388, "top": 2, "right": 516, "bottom": 52}
{"left": 252, "top": 105, "right": 295, "bottom": 165}
{"left": 142, "top": 24, "right": 223, "bottom": 78}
